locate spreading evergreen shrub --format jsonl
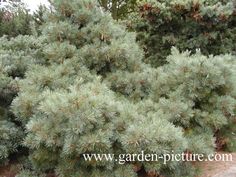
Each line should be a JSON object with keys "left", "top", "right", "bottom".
{"left": 15, "top": 169, "right": 46, "bottom": 177}
{"left": 11, "top": 0, "right": 187, "bottom": 176}
{"left": 0, "top": 35, "right": 45, "bottom": 164}
{"left": 216, "top": 119, "right": 236, "bottom": 152}
{"left": 151, "top": 48, "right": 236, "bottom": 153}
{"left": 0, "top": 108, "right": 22, "bottom": 164}
{"left": 0, "top": 1, "right": 48, "bottom": 164}
{"left": 134, "top": 0, "right": 236, "bottom": 66}
{"left": 0, "top": 78, "right": 19, "bottom": 165}
{"left": 0, "top": 0, "right": 234, "bottom": 177}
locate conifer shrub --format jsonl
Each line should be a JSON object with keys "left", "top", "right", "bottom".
{"left": 0, "top": 108, "right": 22, "bottom": 164}
{"left": 216, "top": 119, "right": 236, "bottom": 152}
{"left": 134, "top": 0, "right": 236, "bottom": 66}
{"left": 11, "top": 0, "right": 187, "bottom": 176}
{"left": 15, "top": 169, "right": 46, "bottom": 177}
{"left": 150, "top": 48, "right": 236, "bottom": 156}
{"left": 6, "top": 0, "right": 236, "bottom": 177}
{"left": 0, "top": 35, "right": 45, "bottom": 164}
{"left": 0, "top": 0, "right": 47, "bottom": 168}
{"left": 0, "top": 66, "right": 21, "bottom": 164}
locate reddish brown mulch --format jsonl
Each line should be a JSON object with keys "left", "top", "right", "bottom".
{"left": 0, "top": 163, "right": 19, "bottom": 177}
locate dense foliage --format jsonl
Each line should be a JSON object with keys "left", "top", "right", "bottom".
{"left": 0, "top": 34, "right": 45, "bottom": 164}
{"left": 151, "top": 48, "right": 236, "bottom": 153}
{"left": 0, "top": 108, "right": 22, "bottom": 164}
{"left": 0, "top": 0, "right": 235, "bottom": 177}
{"left": 0, "top": 1, "right": 48, "bottom": 164}
{"left": 135, "top": 0, "right": 236, "bottom": 66}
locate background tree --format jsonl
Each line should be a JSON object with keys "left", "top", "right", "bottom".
{"left": 0, "top": 3, "right": 32, "bottom": 37}
{"left": 134, "top": 0, "right": 236, "bottom": 66}
{"left": 98, "top": 0, "right": 144, "bottom": 19}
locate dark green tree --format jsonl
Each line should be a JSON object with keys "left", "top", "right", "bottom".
{"left": 134, "top": 0, "right": 236, "bottom": 66}
{"left": 98, "top": 0, "right": 143, "bottom": 19}
{"left": 0, "top": 7, "right": 32, "bottom": 37}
